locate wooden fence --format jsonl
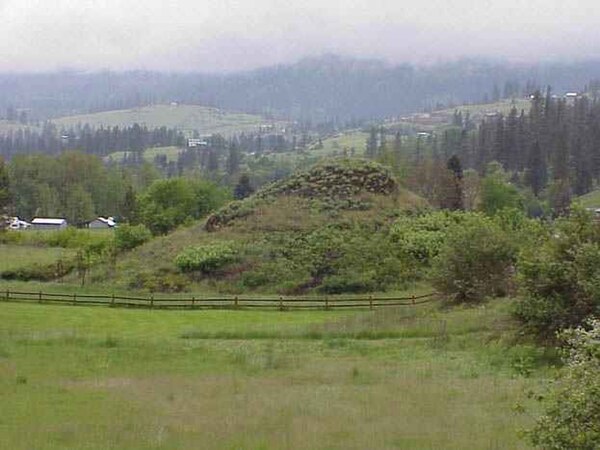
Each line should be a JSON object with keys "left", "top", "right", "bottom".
{"left": 0, "top": 289, "right": 437, "bottom": 311}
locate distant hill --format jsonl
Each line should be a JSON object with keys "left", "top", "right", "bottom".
{"left": 52, "top": 104, "right": 285, "bottom": 137}
{"left": 2, "top": 55, "right": 600, "bottom": 123}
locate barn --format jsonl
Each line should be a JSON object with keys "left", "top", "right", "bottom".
{"left": 31, "top": 218, "right": 68, "bottom": 230}
{"left": 88, "top": 217, "right": 117, "bottom": 229}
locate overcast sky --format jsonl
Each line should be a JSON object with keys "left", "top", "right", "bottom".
{"left": 2, "top": 0, "right": 600, "bottom": 72}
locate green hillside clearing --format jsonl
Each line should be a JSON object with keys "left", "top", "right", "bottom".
{"left": 52, "top": 104, "right": 287, "bottom": 136}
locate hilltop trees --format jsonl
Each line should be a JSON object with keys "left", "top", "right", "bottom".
{"left": 138, "top": 177, "right": 229, "bottom": 235}
{"left": 0, "top": 157, "right": 10, "bottom": 216}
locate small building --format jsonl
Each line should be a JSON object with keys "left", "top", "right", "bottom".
{"left": 31, "top": 218, "right": 67, "bottom": 230}
{"left": 8, "top": 217, "right": 31, "bottom": 230}
{"left": 88, "top": 217, "right": 117, "bottom": 229}
{"left": 187, "top": 138, "right": 208, "bottom": 148}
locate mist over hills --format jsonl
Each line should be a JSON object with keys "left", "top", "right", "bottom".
{"left": 2, "top": 55, "right": 600, "bottom": 123}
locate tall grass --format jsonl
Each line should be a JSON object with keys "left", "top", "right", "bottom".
{"left": 0, "top": 298, "right": 552, "bottom": 449}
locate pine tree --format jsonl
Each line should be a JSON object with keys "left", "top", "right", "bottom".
{"left": 439, "top": 155, "right": 464, "bottom": 210}
{"left": 226, "top": 142, "right": 241, "bottom": 176}
{"left": 0, "top": 157, "right": 11, "bottom": 216}
{"left": 366, "top": 127, "right": 378, "bottom": 159}
{"left": 524, "top": 141, "right": 548, "bottom": 196}
{"left": 233, "top": 174, "right": 254, "bottom": 200}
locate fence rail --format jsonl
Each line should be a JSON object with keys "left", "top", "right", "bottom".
{"left": 0, "top": 289, "right": 438, "bottom": 311}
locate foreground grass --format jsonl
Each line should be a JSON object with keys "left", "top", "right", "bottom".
{"left": 0, "top": 298, "right": 552, "bottom": 449}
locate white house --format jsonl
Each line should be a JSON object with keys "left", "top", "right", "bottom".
{"left": 187, "top": 138, "right": 208, "bottom": 148}
{"left": 31, "top": 218, "right": 68, "bottom": 230}
{"left": 88, "top": 217, "right": 117, "bottom": 229}
{"left": 8, "top": 217, "right": 31, "bottom": 230}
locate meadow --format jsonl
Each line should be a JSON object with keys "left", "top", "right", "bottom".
{"left": 0, "top": 245, "right": 74, "bottom": 272}
{"left": 51, "top": 104, "right": 287, "bottom": 137}
{"left": 103, "top": 146, "right": 182, "bottom": 165}
{"left": 0, "top": 296, "right": 553, "bottom": 450}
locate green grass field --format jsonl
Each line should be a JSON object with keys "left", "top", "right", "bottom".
{"left": 0, "top": 297, "right": 552, "bottom": 449}
{"left": 104, "top": 146, "right": 183, "bottom": 164}
{"left": 52, "top": 104, "right": 287, "bottom": 137}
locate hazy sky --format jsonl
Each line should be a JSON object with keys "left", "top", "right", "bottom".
{"left": 2, "top": 0, "right": 600, "bottom": 72}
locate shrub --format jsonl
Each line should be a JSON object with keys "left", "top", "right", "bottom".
{"left": 431, "top": 214, "right": 516, "bottom": 303}
{"left": 1, "top": 259, "right": 75, "bottom": 281}
{"left": 516, "top": 207, "right": 600, "bottom": 339}
{"left": 390, "top": 210, "right": 470, "bottom": 265}
{"left": 139, "top": 177, "right": 230, "bottom": 235}
{"left": 527, "top": 319, "right": 600, "bottom": 449}
{"left": 175, "top": 242, "right": 237, "bottom": 273}
{"left": 114, "top": 224, "right": 151, "bottom": 250}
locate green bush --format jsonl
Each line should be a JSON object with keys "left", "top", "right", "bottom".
{"left": 1, "top": 259, "right": 75, "bottom": 281}
{"left": 390, "top": 210, "right": 470, "bottom": 265}
{"left": 431, "top": 214, "right": 516, "bottom": 303}
{"left": 139, "top": 177, "right": 230, "bottom": 235}
{"left": 527, "top": 319, "right": 600, "bottom": 449}
{"left": 516, "top": 207, "right": 600, "bottom": 339}
{"left": 114, "top": 224, "right": 152, "bottom": 250}
{"left": 175, "top": 242, "right": 237, "bottom": 273}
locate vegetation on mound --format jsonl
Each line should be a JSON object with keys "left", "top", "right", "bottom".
{"left": 206, "top": 159, "right": 398, "bottom": 231}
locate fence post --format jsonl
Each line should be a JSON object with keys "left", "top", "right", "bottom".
{"left": 369, "top": 295, "right": 373, "bottom": 310}
{"left": 412, "top": 294, "right": 415, "bottom": 305}
{"left": 5, "top": 289, "right": 9, "bottom": 301}
{"left": 73, "top": 293, "right": 77, "bottom": 305}
{"left": 234, "top": 296, "right": 239, "bottom": 309}
{"left": 325, "top": 296, "right": 329, "bottom": 311}
{"left": 191, "top": 296, "right": 195, "bottom": 309}
{"left": 279, "top": 296, "right": 284, "bottom": 311}
{"left": 111, "top": 293, "right": 115, "bottom": 307}
{"left": 39, "top": 291, "right": 42, "bottom": 303}
{"left": 150, "top": 295, "right": 154, "bottom": 309}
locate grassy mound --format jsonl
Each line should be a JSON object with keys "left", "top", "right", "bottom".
{"left": 92, "top": 159, "right": 426, "bottom": 294}
{"left": 206, "top": 159, "right": 399, "bottom": 231}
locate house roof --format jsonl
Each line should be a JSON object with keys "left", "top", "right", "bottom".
{"left": 93, "top": 217, "right": 116, "bottom": 227}
{"left": 32, "top": 218, "right": 67, "bottom": 225}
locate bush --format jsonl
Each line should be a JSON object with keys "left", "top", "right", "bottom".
{"left": 431, "top": 214, "right": 516, "bottom": 303}
{"left": 527, "top": 319, "right": 600, "bottom": 449}
{"left": 139, "top": 177, "right": 230, "bottom": 235}
{"left": 1, "top": 259, "right": 75, "bottom": 281}
{"left": 390, "top": 210, "right": 470, "bottom": 265}
{"left": 516, "top": 207, "right": 600, "bottom": 339}
{"left": 175, "top": 242, "right": 237, "bottom": 273}
{"left": 114, "top": 224, "right": 151, "bottom": 250}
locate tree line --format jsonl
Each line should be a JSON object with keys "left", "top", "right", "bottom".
{"left": 0, "top": 122, "right": 185, "bottom": 159}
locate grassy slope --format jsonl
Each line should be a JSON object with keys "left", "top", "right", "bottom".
{"left": 52, "top": 104, "right": 286, "bottom": 137}
{"left": 0, "top": 245, "right": 74, "bottom": 272}
{"left": 0, "top": 298, "right": 550, "bottom": 450}
{"left": 98, "top": 187, "right": 426, "bottom": 294}
{"left": 576, "top": 190, "right": 600, "bottom": 208}
{"left": 437, "top": 98, "right": 531, "bottom": 120}
{"left": 104, "top": 146, "right": 182, "bottom": 164}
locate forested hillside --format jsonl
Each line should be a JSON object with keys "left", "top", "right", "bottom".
{"left": 3, "top": 56, "right": 600, "bottom": 122}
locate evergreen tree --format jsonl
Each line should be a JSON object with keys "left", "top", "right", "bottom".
{"left": 442, "top": 155, "right": 464, "bottom": 211}
{"left": 0, "top": 157, "right": 11, "bottom": 216}
{"left": 226, "top": 142, "right": 241, "bottom": 176}
{"left": 524, "top": 141, "right": 548, "bottom": 196}
{"left": 366, "top": 127, "right": 378, "bottom": 159}
{"left": 207, "top": 149, "right": 219, "bottom": 173}
{"left": 233, "top": 174, "right": 254, "bottom": 200}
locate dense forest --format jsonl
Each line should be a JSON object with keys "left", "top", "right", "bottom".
{"left": 3, "top": 56, "right": 600, "bottom": 122}
{"left": 0, "top": 123, "right": 185, "bottom": 159}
